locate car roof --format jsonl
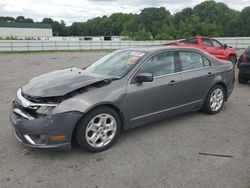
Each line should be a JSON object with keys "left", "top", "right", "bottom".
{"left": 122, "top": 46, "right": 204, "bottom": 53}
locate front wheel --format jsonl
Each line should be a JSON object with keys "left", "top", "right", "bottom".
{"left": 75, "top": 106, "right": 121, "bottom": 152}
{"left": 203, "top": 85, "right": 225, "bottom": 114}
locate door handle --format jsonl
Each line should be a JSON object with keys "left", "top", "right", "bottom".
{"left": 168, "top": 80, "right": 177, "bottom": 86}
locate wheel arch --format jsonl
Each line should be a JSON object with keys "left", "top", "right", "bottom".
{"left": 211, "top": 82, "right": 228, "bottom": 101}
{"left": 71, "top": 104, "right": 125, "bottom": 142}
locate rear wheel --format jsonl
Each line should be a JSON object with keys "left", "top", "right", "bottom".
{"left": 203, "top": 85, "right": 225, "bottom": 114}
{"left": 75, "top": 106, "right": 121, "bottom": 152}
{"left": 238, "top": 72, "right": 248, "bottom": 84}
{"left": 228, "top": 55, "right": 237, "bottom": 64}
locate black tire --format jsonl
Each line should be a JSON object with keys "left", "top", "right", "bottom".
{"left": 238, "top": 72, "right": 248, "bottom": 84}
{"left": 75, "top": 106, "right": 121, "bottom": 152}
{"left": 203, "top": 85, "right": 225, "bottom": 114}
{"left": 228, "top": 55, "right": 237, "bottom": 64}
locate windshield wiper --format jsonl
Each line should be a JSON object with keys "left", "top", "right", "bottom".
{"left": 109, "top": 77, "right": 120, "bottom": 81}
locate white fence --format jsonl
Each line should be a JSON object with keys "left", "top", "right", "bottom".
{"left": 0, "top": 37, "right": 249, "bottom": 52}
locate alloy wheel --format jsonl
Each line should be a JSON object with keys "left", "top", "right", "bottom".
{"left": 85, "top": 113, "right": 117, "bottom": 148}
{"left": 210, "top": 88, "right": 224, "bottom": 112}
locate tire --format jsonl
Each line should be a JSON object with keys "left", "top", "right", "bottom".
{"left": 203, "top": 85, "right": 225, "bottom": 114}
{"left": 238, "top": 72, "right": 248, "bottom": 84}
{"left": 228, "top": 55, "right": 237, "bottom": 64}
{"left": 75, "top": 106, "right": 121, "bottom": 152}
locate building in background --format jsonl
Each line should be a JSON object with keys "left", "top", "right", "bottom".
{"left": 0, "top": 22, "right": 52, "bottom": 38}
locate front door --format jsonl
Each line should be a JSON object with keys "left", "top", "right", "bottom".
{"left": 126, "top": 51, "right": 181, "bottom": 127}
{"left": 211, "top": 39, "right": 226, "bottom": 60}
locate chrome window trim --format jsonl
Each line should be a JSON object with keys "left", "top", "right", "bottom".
{"left": 16, "top": 89, "right": 57, "bottom": 108}
{"left": 179, "top": 66, "right": 211, "bottom": 74}
{"left": 154, "top": 72, "right": 180, "bottom": 79}
{"left": 154, "top": 66, "right": 211, "bottom": 79}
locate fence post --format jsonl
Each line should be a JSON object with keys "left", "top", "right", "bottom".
{"left": 41, "top": 40, "right": 43, "bottom": 51}
{"left": 54, "top": 41, "right": 57, "bottom": 50}
{"left": 27, "top": 41, "right": 29, "bottom": 51}
{"left": 68, "top": 41, "right": 70, "bottom": 50}
{"left": 10, "top": 41, "right": 13, "bottom": 51}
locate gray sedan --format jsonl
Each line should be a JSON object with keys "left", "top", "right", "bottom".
{"left": 10, "top": 46, "right": 235, "bottom": 152}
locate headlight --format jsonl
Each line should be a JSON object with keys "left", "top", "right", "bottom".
{"left": 36, "top": 106, "right": 55, "bottom": 115}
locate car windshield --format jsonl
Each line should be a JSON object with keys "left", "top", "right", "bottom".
{"left": 85, "top": 50, "right": 145, "bottom": 79}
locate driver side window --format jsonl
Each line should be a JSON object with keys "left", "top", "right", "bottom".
{"left": 138, "top": 51, "right": 176, "bottom": 77}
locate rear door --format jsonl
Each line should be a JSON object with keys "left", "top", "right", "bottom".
{"left": 177, "top": 51, "right": 213, "bottom": 107}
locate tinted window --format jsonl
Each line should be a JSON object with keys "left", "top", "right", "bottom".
{"left": 202, "top": 38, "right": 212, "bottom": 46}
{"left": 179, "top": 52, "right": 210, "bottom": 71}
{"left": 212, "top": 39, "right": 223, "bottom": 48}
{"left": 139, "top": 51, "right": 175, "bottom": 77}
{"left": 181, "top": 38, "right": 198, "bottom": 44}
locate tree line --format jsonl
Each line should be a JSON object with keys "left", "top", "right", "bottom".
{"left": 1, "top": 1, "right": 250, "bottom": 40}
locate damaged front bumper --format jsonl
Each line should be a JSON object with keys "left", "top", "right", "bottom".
{"left": 10, "top": 109, "right": 83, "bottom": 149}
{"left": 9, "top": 89, "right": 83, "bottom": 150}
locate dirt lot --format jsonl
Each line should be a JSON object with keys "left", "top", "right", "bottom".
{"left": 0, "top": 52, "right": 249, "bottom": 188}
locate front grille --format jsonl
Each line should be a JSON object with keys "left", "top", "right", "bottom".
{"left": 13, "top": 100, "right": 38, "bottom": 119}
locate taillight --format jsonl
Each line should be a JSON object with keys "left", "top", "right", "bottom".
{"left": 241, "top": 53, "right": 247, "bottom": 61}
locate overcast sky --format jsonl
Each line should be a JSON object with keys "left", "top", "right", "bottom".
{"left": 0, "top": 0, "right": 249, "bottom": 25}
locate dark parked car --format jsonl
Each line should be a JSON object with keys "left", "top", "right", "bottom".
{"left": 237, "top": 46, "right": 250, "bottom": 84}
{"left": 10, "top": 46, "right": 235, "bottom": 152}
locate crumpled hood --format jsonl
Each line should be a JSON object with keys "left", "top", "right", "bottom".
{"left": 22, "top": 67, "right": 110, "bottom": 98}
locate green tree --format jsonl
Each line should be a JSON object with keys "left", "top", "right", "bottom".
{"left": 238, "top": 7, "right": 250, "bottom": 36}
{"left": 132, "top": 28, "right": 152, "bottom": 40}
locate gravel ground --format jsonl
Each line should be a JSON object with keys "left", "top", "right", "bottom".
{"left": 0, "top": 52, "right": 249, "bottom": 188}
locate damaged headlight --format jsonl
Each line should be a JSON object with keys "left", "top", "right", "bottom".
{"left": 36, "top": 106, "right": 56, "bottom": 115}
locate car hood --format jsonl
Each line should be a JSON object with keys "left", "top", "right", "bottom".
{"left": 22, "top": 67, "right": 110, "bottom": 98}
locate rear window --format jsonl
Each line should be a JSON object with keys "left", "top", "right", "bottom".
{"left": 179, "top": 52, "right": 211, "bottom": 71}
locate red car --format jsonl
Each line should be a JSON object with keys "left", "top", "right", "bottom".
{"left": 163, "top": 36, "right": 237, "bottom": 63}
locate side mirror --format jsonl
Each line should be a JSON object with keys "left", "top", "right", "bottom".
{"left": 223, "top": 44, "right": 228, "bottom": 49}
{"left": 136, "top": 73, "right": 153, "bottom": 83}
